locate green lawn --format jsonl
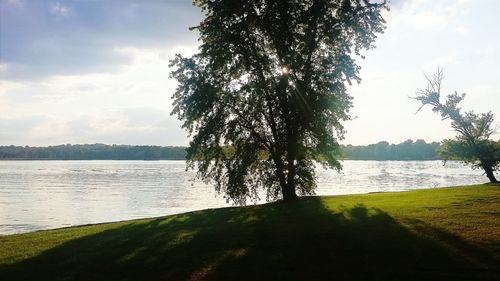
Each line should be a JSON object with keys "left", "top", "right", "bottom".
{"left": 1, "top": 184, "right": 499, "bottom": 281}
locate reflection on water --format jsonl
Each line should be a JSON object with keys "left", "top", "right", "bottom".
{"left": 316, "top": 160, "right": 485, "bottom": 195}
{"left": 0, "top": 160, "right": 486, "bottom": 234}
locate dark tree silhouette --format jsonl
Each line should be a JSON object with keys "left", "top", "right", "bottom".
{"left": 170, "top": 0, "right": 388, "bottom": 204}
{"left": 413, "top": 69, "right": 500, "bottom": 183}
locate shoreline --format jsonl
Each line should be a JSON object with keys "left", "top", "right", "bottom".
{"left": 1, "top": 183, "right": 499, "bottom": 280}
{"left": 2, "top": 183, "right": 496, "bottom": 236}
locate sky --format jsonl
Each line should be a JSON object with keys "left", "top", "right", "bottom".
{"left": 0, "top": 0, "right": 499, "bottom": 146}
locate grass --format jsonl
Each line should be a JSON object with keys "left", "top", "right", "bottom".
{"left": 1, "top": 184, "right": 499, "bottom": 281}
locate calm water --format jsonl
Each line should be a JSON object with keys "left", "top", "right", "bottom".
{"left": 0, "top": 160, "right": 486, "bottom": 234}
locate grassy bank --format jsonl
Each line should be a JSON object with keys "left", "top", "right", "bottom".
{"left": 1, "top": 184, "right": 499, "bottom": 281}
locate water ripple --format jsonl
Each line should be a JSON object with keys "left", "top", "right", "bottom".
{"left": 0, "top": 160, "right": 488, "bottom": 234}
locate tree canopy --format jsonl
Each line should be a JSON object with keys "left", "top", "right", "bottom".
{"left": 171, "top": 0, "right": 388, "bottom": 204}
{"left": 414, "top": 69, "right": 500, "bottom": 183}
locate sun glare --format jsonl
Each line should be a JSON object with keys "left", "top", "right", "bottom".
{"left": 281, "top": 66, "right": 288, "bottom": 75}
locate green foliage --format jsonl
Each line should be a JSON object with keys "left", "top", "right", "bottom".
{"left": 0, "top": 140, "right": 445, "bottom": 161}
{"left": 2, "top": 184, "right": 500, "bottom": 280}
{"left": 170, "top": 0, "right": 388, "bottom": 203}
{"left": 343, "top": 139, "right": 441, "bottom": 160}
{"left": 0, "top": 144, "right": 186, "bottom": 160}
{"left": 414, "top": 69, "right": 500, "bottom": 182}
{"left": 440, "top": 139, "right": 500, "bottom": 169}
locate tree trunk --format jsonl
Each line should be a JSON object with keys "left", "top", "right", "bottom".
{"left": 272, "top": 155, "right": 290, "bottom": 199}
{"left": 483, "top": 165, "right": 498, "bottom": 183}
{"left": 280, "top": 71, "right": 298, "bottom": 201}
{"left": 282, "top": 179, "right": 297, "bottom": 201}
{"left": 283, "top": 160, "right": 297, "bottom": 201}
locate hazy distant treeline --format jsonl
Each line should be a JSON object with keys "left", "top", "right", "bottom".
{"left": 342, "top": 140, "right": 440, "bottom": 160}
{"left": 0, "top": 140, "right": 441, "bottom": 160}
{"left": 0, "top": 144, "right": 186, "bottom": 160}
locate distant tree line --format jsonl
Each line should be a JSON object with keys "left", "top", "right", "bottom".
{"left": 342, "top": 140, "right": 441, "bottom": 160}
{"left": 0, "top": 144, "right": 186, "bottom": 160}
{"left": 0, "top": 140, "right": 443, "bottom": 161}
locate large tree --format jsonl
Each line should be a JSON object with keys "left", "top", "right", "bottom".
{"left": 170, "top": 0, "right": 388, "bottom": 204}
{"left": 414, "top": 69, "right": 499, "bottom": 183}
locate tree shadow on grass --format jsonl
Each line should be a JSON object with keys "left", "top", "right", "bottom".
{"left": 1, "top": 198, "right": 499, "bottom": 281}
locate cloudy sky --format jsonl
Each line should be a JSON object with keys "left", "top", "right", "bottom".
{"left": 1, "top": 0, "right": 499, "bottom": 146}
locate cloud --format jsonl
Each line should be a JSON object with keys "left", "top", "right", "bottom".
{"left": 0, "top": 108, "right": 188, "bottom": 146}
{"left": 453, "top": 26, "right": 469, "bottom": 35}
{"left": 3, "top": 0, "right": 23, "bottom": 8}
{"left": 386, "top": 0, "right": 470, "bottom": 30}
{"left": 422, "top": 55, "right": 456, "bottom": 72}
{"left": 406, "top": 10, "right": 448, "bottom": 30}
{"left": 1, "top": 0, "right": 498, "bottom": 147}
{"left": 50, "top": 2, "right": 69, "bottom": 16}
{"left": 0, "top": 46, "right": 194, "bottom": 146}
{"left": 0, "top": 115, "right": 48, "bottom": 143}
{"left": 0, "top": 0, "right": 202, "bottom": 80}
{"left": 0, "top": 64, "right": 8, "bottom": 74}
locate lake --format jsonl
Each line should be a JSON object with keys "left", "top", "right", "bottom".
{"left": 0, "top": 160, "right": 486, "bottom": 234}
